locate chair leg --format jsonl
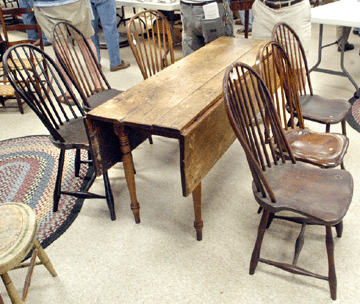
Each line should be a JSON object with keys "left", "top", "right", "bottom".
{"left": 15, "top": 93, "right": 24, "bottom": 114}
{"left": 22, "top": 249, "right": 37, "bottom": 302}
{"left": 74, "top": 149, "right": 81, "bottom": 177}
{"left": 34, "top": 239, "right": 57, "bottom": 277}
{"left": 103, "top": 172, "right": 116, "bottom": 221}
{"left": 53, "top": 149, "right": 65, "bottom": 212}
{"left": 325, "top": 225, "right": 337, "bottom": 300}
{"left": 341, "top": 120, "right": 347, "bottom": 136}
{"left": 326, "top": 123, "right": 330, "bottom": 133}
{"left": 250, "top": 209, "right": 269, "bottom": 275}
{"left": 1, "top": 272, "right": 24, "bottom": 304}
{"left": 335, "top": 221, "right": 343, "bottom": 238}
{"left": 266, "top": 212, "right": 274, "bottom": 229}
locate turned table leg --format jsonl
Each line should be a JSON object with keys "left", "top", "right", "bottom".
{"left": 114, "top": 124, "right": 141, "bottom": 224}
{"left": 192, "top": 183, "right": 203, "bottom": 241}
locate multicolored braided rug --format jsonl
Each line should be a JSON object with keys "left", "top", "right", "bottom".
{"left": 346, "top": 97, "right": 360, "bottom": 132}
{"left": 0, "top": 135, "right": 93, "bottom": 249}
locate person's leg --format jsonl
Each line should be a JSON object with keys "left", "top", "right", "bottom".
{"left": 181, "top": 4, "right": 205, "bottom": 57}
{"left": 90, "top": 1, "right": 101, "bottom": 63}
{"left": 239, "top": 9, "right": 253, "bottom": 29}
{"left": 237, "top": 9, "right": 253, "bottom": 34}
{"left": 252, "top": 1, "right": 276, "bottom": 40}
{"left": 19, "top": 0, "right": 39, "bottom": 41}
{"left": 95, "top": 0, "right": 125, "bottom": 69}
{"left": 19, "top": 0, "right": 50, "bottom": 45}
{"left": 337, "top": 26, "right": 353, "bottom": 51}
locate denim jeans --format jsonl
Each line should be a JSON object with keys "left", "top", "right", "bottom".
{"left": 90, "top": 0, "right": 121, "bottom": 67}
{"left": 239, "top": 9, "right": 253, "bottom": 29}
{"left": 19, "top": 0, "right": 50, "bottom": 44}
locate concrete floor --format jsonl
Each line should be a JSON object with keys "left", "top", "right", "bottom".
{"left": 1, "top": 11, "right": 360, "bottom": 304}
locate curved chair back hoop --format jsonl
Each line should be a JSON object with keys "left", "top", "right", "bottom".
{"left": 52, "top": 21, "right": 110, "bottom": 100}
{"left": 223, "top": 62, "right": 296, "bottom": 201}
{"left": 127, "top": 10, "right": 175, "bottom": 80}
{"left": 272, "top": 22, "right": 312, "bottom": 96}
{"left": 256, "top": 41, "right": 305, "bottom": 130}
{"left": 3, "top": 44, "right": 87, "bottom": 142}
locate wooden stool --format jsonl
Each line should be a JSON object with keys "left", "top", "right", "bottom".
{"left": 0, "top": 203, "right": 57, "bottom": 303}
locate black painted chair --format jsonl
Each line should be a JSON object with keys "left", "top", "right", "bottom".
{"left": 3, "top": 44, "right": 121, "bottom": 220}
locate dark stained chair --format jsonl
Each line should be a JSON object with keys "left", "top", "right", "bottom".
{"left": 223, "top": 62, "right": 353, "bottom": 300}
{"left": 2, "top": 44, "right": 147, "bottom": 221}
{"left": 51, "top": 21, "right": 121, "bottom": 112}
{"left": 127, "top": 10, "right": 175, "bottom": 80}
{"left": 256, "top": 41, "right": 349, "bottom": 169}
{"left": 272, "top": 22, "right": 351, "bottom": 135}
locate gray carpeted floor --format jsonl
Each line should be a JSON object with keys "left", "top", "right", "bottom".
{"left": 1, "top": 10, "right": 360, "bottom": 304}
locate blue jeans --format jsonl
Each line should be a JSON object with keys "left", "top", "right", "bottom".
{"left": 18, "top": 0, "right": 49, "bottom": 44}
{"left": 239, "top": 9, "right": 253, "bottom": 29}
{"left": 90, "top": 0, "right": 121, "bottom": 67}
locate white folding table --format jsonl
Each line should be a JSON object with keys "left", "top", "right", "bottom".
{"left": 311, "top": 0, "right": 360, "bottom": 97}
{"left": 116, "top": 0, "right": 180, "bottom": 31}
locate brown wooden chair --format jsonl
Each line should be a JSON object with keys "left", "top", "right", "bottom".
{"left": 0, "top": 7, "right": 44, "bottom": 114}
{"left": 272, "top": 22, "right": 351, "bottom": 135}
{"left": 52, "top": 21, "right": 121, "bottom": 112}
{"left": 0, "top": 31, "right": 24, "bottom": 114}
{"left": 0, "top": 7, "right": 44, "bottom": 50}
{"left": 256, "top": 41, "right": 349, "bottom": 169}
{"left": 223, "top": 62, "right": 353, "bottom": 300}
{"left": 127, "top": 10, "right": 175, "bottom": 80}
{"left": 127, "top": 10, "right": 175, "bottom": 144}
{"left": 0, "top": 202, "right": 57, "bottom": 303}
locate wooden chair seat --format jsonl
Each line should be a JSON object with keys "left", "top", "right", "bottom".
{"left": 0, "top": 58, "right": 44, "bottom": 71}
{"left": 259, "top": 163, "right": 353, "bottom": 224}
{"left": 86, "top": 88, "right": 122, "bottom": 110}
{"left": 284, "top": 128, "right": 349, "bottom": 168}
{"left": 0, "top": 202, "right": 57, "bottom": 303}
{"left": 299, "top": 94, "right": 351, "bottom": 125}
{"left": 52, "top": 117, "right": 90, "bottom": 150}
{"left": 0, "top": 83, "right": 15, "bottom": 97}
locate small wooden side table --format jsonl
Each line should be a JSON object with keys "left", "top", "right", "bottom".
{"left": 0, "top": 203, "right": 57, "bottom": 303}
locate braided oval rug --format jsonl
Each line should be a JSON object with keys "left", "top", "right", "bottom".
{"left": 346, "top": 96, "right": 360, "bottom": 132}
{"left": 0, "top": 135, "right": 93, "bottom": 249}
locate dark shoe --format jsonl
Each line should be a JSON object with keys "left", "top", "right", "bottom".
{"left": 235, "top": 20, "right": 243, "bottom": 25}
{"left": 43, "top": 41, "right": 52, "bottom": 46}
{"left": 353, "top": 29, "right": 360, "bottom": 35}
{"left": 338, "top": 43, "right": 354, "bottom": 52}
{"left": 110, "top": 60, "right": 130, "bottom": 72}
{"left": 237, "top": 28, "right": 252, "bottom": 35}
